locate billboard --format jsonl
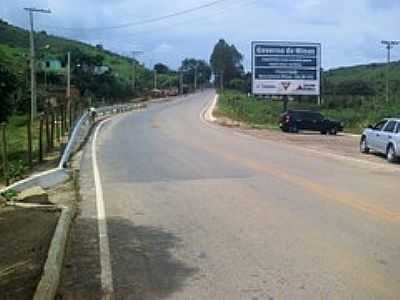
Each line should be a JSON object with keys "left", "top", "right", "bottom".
{"left": 252, "top": 41, "right": 321, "bottom": 96}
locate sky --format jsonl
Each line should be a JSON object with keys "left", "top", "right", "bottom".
{"left": 1, "top": 0, "right": 400, "bottom": 71}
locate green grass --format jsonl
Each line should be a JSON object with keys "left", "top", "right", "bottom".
{"left": 216, "top": 90, "right": 400, "bottom": 133}
{"left": 0, "top": 114, "right": 63, "bottom": 183}
{"left": 0, "top": 19, "right": 147, "bottom": 84}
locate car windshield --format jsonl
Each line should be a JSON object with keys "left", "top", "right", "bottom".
{"left": 1, "top": 2, "right": 400, "bottom": 299}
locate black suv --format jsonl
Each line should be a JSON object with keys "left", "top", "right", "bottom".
{"left": 279, "top": 110, "right": 343, "bottom": 134}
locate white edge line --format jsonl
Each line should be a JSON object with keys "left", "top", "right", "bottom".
{"left": 92, "top": 119, "right": 114, "bottom": 296}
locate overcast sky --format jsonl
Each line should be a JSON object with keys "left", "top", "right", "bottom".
{"left": 1, "top": 0, "right": 399, "bottom": 70}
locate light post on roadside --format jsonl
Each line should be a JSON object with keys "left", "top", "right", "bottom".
{"left": 381, "top": 40, "right": 400, "bottom": 103}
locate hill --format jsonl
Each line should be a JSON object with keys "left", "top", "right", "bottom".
{"left": 324, "top": 61, "right": 400, "bottom": 98}
{"left": 0, "top": 18, "right": 146, "bottom": 85}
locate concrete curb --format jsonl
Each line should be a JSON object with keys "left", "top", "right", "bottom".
{"left": 6, "top": 202, "right": 74, "bottom": 300}
{"left": 202, "top": 94, "right": 218, "bottom": 122}
{"left": 33, "top": 205, "right": 74, "bottom": 300}
{"left": 0, "top": 104, "right": 145, "bottom": 299}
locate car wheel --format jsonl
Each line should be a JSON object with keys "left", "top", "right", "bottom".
{"left": 386, "top": 144, "right": 397, "bottom": 163}
{"left": 329, "top": 127, "right": 337, "bottom": 135}
{"left": 290, "top": 125, "right": 298, "bottom": 133}
{"left": 320, "top": 130, "right": 327, "bottom": 135}
{"left": 360, "top": 137, "right": 369, "bottom": 154}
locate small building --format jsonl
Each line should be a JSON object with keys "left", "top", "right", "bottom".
{"left": 93, "top": 65, "right": 110, "bottom": 75}
{"left": 38, "top": 58, "right": 65, "bottom": 74}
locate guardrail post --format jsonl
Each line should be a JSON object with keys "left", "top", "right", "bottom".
{"left": 1, "top": 123, "right": 9, "bottom": 186}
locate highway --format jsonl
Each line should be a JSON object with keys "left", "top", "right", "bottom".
{"left": 59, "top": 90, "right": 400, "bottom": 299}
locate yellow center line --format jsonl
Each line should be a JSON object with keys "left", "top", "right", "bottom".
{"left": 199, "top": 142, "right": 400, "bottom": 223}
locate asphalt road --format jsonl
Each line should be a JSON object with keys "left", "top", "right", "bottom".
{"left": 59, "top": 90, "right": 400, "bottom": 299}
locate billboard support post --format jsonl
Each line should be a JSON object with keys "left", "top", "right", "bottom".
{"left": 283, "top": 95, "right": 288, "bottom": 112}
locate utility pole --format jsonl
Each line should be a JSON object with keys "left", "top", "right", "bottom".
{"left": 66, "top": 51, "right": 71, "bottom": 98}
{"left": 194, "top": 65, "right": 198, "bottom": 92}
{"left": 154, "top": 69, "right": 157, "bottom": 89}
{"left": 24, "top": 7, "right": 51, "bottom": 121}
{"left": 180, "top": 71, "right": 184, "bottom": 95}
{"left": 131, "top": 51, "right": 143, "bottom": 94}
{"left": 381, "top": 40, "right": 400, "bottom": 103}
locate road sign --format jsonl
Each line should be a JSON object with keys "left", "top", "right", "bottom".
{"left": 252, "top": 41, "right": 321, "bottom": 96}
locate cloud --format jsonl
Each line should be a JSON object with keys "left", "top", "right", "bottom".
{"left": 1, "top": 0, "right": 400, "bottom": 70}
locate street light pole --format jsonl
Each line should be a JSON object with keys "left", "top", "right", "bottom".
{"left": 24, "top": 7, "right": 51, "bottom": 122}
{"left": 381, "top": 40, "right": 400, "bottom": 103}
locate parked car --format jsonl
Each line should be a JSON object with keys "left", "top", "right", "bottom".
{"left": 279, "top": 110, "right": 343, "bottom": 134}
{"left": 360, "top": 118, "right": 400, "bottom": 163}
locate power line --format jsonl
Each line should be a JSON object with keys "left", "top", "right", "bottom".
{"left": 43, "top": 0, "right": 230, "bottom": 31}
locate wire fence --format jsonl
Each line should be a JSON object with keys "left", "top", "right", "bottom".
{"left": 0, "top": 96, "right": 91, "bottom": 186}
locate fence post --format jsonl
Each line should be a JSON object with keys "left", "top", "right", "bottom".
{"left": 46, "top": 110, "right": 50, "bottom": 152}
{"left": 56, "top": 108, "right": 61, "bottom": 143}
{"left": 69, "top": 99, "right": 73, "bottom": 132}
{"left": 1, "top": 123, "right": 9, "bottom": 186}
{"left": 50, "top": 110, "right": 55, "bottom": 149}
{"left": 39, "top": 114, "right": 44, "bottom": 163}
{"left": 27, "top": 114, "right": 33, "bottom": 169}
{"left": 60, "top": 105, "right": 65, "bottom": 137}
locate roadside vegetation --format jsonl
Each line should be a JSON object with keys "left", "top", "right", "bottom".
{"left": 216, "top": 90, "right": 400, "bottom": 133}
{"left": 0, "top": 18, "right": 213, "bottom": 184}
{"left": 208, "top": 38, "right": 400, "bottom": 133}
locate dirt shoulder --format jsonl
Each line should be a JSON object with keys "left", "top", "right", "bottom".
{"left": 0, "top": 206, "right": 60, "bottom": 300}
{"left": 213, "top": 108, "right": 398, "bottom": 167}
{"left": 0, "top": 179, "right": 76, "bottom": 300}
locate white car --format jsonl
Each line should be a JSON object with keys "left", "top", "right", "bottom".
{"left": 360, "top": 118, "right": 400, "bottom": 163}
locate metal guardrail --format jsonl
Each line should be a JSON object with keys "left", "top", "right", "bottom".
{"left": 0, "top": 103, "right": 145, "bottom": 193}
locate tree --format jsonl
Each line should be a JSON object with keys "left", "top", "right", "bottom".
{"left": 179, "top": 58, "right": 211, "bottom": 88}
{"left": 154, "top": 63, "right": 170, "bottom": 74}
{"left": 210, "top": 39, "right": 244, "bottom": 88}
{"left": 0, "top": 64, "right": 17, "bottom": 122}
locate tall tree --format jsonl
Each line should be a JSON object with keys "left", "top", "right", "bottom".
{"left": 179, "top": 58, "right": 211, "bottom": 88}
{"left": 210, "top": 39, "right": 244, "bottom": 88}
{"left": 154, "top": 63, "right": 170, "bottom": 74}
{"left": 0, "top": 64, "right": 17, "bottom": 122}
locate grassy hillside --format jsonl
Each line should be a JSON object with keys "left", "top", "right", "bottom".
{"left": 0, "top": 18, "right": 144, "bottom": 82}
{"left": 324, "top": 61, "right": 400, "bottom": 98}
